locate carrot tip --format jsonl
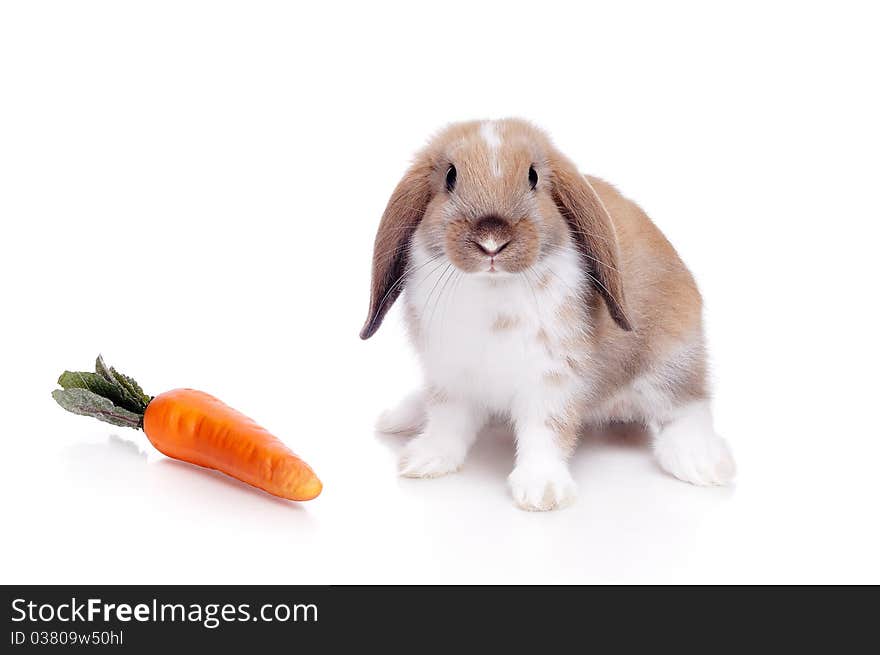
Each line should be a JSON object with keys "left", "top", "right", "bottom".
{"left": 295, "top": 477, "right": 323, "bottom": 501}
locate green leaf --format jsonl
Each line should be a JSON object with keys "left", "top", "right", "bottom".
{"left": 94, "top": 355, "right": 149, "bottom": 413}
{"left": 94, "top": 354, "right": 116, "bottom": 385}
{"left": 52, "top": 388, "right": 142, "bottom": 429}
{"left": 56, "top": 370, "right": 142, "bottom": 414}
{"left": 110, "top": 367, "right": 151, "bottom": 408}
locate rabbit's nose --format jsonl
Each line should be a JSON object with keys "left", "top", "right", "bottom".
{"left": 473, "top": 215, "right": 512, "bottom": 256}
{"left": 475, "top": 237, "right": 510, "bottom": 257}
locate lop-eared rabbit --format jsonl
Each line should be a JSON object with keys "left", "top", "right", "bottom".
{"left": 362, "top": 119, "right": 735, "bottom": 510}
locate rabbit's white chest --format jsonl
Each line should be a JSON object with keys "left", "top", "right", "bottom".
{"left": 404, "top": 246, "right": 588, "bottom": 413}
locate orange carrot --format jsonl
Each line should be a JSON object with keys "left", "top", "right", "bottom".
{"left": 52, "top": 356, "right": 321, "bottom": 501}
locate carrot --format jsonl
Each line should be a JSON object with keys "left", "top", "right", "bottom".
{"left": 52, "top": 356, "right": 322, "bottom": 501}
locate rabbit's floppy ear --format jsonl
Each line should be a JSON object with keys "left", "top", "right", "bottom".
{"left": 360, "top": 156, "right": 435, "bottom": 339}
{"left": 549, "top": 152, "right": 632, "bottom": 331}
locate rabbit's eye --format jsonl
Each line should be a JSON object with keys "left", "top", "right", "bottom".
{"left": 445, "top": 165, "right": 457, "bottom": 192}
{"left": 528, "top": 165, "right": 538, "bottom": 190}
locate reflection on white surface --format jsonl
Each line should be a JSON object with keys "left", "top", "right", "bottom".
{"left": 5, "top": 389, "right": 880, "bottom": 584}
{"left": 64, "top": 434, "right": 317, "bottom": 520}
{"left": 376, "top": 422, "right": 735, "bottom": 582}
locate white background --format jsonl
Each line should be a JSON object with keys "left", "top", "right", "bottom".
{"left": 2, "top": 1, "right": 878, "bottom": 584}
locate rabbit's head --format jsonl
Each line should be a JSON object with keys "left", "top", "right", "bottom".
{"left": 360, "top": 119, "right": 631, "bottom": 339}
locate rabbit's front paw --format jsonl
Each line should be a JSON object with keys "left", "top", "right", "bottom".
{"left": 508, "top": 460, "right": 577, "bottom": 511}
{"left": 398, "top": 433, "right": 467, "bottom": 478}
{"left": 655, "top": 429, "right": 736, "bottom": 486}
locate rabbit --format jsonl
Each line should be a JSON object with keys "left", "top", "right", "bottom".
{"left": 361, "top": 118, "right": 735, "bottom": 510}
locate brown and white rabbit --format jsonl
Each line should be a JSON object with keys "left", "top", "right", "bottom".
{"left": 361, "top": 119, "right": 735, "bottom": 510}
